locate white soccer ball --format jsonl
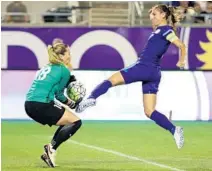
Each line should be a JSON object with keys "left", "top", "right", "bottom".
{"left": 66, "top": 81, "right": 86, "bottom": 102}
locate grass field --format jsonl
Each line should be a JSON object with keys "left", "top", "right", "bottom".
{"left": 2, "top": 121, "right": 212, "bottom": 171}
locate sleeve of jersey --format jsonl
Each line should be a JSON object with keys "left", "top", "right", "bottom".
{"left": 163, "top": 29, "right": 178, "bottom": 43}
{"left": 55, "top": 67, "right": 70, "bottom": 104}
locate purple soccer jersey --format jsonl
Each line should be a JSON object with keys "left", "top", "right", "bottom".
{"left": 139, "top": 25, "right": 174, "bottom": 65}
{"left": 121, "top": 25, "right": 176, "bottom": 94}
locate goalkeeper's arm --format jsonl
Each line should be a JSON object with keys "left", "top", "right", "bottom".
{"left": 55, "top": 90, "right": 68, "bottom": 104}
{"left": 55, "top": 74, "right": 78, "bottom": 108}
{"left": 55, "top": 90, "right": 77, "bottom": 109}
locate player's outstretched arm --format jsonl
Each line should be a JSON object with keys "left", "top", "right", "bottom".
{"left": 172, "top": 39, "right": 186, "bottom": 69}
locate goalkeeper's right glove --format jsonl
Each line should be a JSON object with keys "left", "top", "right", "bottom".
{"left": 69, "top": 75, "right": 76, "bottom": 83}
{"left": 66, "top": 75, "right": 77, "bottom": 88}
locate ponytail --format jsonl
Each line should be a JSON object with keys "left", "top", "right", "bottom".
{"left": 168, "top": 6, "right": 183, "bottom": 34}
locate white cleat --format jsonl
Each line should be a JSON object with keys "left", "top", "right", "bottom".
{"left": 75, "top": 98, "right": 96, "bottom": 113}
{"left": 173, "top": 126, "right": 184, "bottom": 149}
{"left": 44, "top": 144, "right": 56, "bottom": 167}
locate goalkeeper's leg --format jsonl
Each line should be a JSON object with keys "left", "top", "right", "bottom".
{"left": 42, "top": 108, "right": 82, "bottom": 167}
{"left": 51, "top": 111, "right": 82, "bottom": 150}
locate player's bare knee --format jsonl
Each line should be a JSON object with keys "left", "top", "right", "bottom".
{"left": 108, "top": 77, "right": 116, "bottom": 86}
{"left": 108, "top": 72, "right": 124, "bottom": 86}
{"left": 144, "top": 108, "right": 154, "bottom": 118}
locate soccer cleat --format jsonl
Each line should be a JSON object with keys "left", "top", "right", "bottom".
{"left": 173, "top": 126, "right": 184, "bottom": 149}
{"left": 41, "top": 153, "right": 52, "bottom": 167}
{"left": 44, "top": 144, "right": 56, "bottom": 167}
{"left": 75, "top": 98, "right": 96, "bottom": 113}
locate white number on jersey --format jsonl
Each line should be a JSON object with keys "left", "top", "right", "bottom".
{"left": 36, "top": 66, "right": 51, "bottom": 80}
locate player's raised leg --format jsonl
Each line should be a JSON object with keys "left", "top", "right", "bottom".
{"left": 76, "top": 62, "right": 147, "bottom": 113}
{"left": 76, "top": 71, "right": 125, "bottom": 113}
{"left": 143, "top": 93, "right": 184, "bottom": 149}
{"left": 90, "top": 71, "right": 125, "bottom": 99}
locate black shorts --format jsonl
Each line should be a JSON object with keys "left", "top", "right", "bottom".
{"left": 24, "top": 101, "right": 65, "bottom": 126}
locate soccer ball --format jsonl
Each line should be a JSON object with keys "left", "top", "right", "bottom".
{"left": 66, "top": 81, "right": 86, "bottom": 102}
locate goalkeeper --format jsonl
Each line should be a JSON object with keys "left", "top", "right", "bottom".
{"left": 25, "top": 38, "right": 82, "bottom": 168}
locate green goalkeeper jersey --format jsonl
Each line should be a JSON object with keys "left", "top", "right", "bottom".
{"left": 26, "top": 64, "right": 70, "bottom": 103}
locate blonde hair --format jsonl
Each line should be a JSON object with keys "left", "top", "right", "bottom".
{"left": 154, "top": 5, "right": 184, "bottom": 34}
{"left": 167, "top": 6, "right": 184, "bottom": 33}
{"left": 47, "top": 38, "right": 68, "bottom": 66}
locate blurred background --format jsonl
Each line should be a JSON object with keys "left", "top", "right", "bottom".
{"left": 1, "top": 1, "right": 212, "bottom": 171}
{"left": 1, "top": 1, "right": 212, "bottom": 25}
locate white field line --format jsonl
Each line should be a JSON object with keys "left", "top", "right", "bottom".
{"left": 68, "top": 140, "right": 185, "bottom": 171}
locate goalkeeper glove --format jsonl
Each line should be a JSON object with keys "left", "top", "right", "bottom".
{"left": 70, "top": 75, "right": 76, "bottom": 83}
{"left": 66, "top": 75, "right": 77, "bottom": 88}
{"left": 67, "top": 98, "right": 83, "bottom": 109}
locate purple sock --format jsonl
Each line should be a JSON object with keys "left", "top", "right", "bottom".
{"left": 150, "top": 110, "right": 176, "bottom": 135}
{"left": 89, "top": 80, "right": 112, "bottom": 99}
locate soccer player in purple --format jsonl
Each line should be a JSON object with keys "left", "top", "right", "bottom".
{"left": 76, "top": 5, "right": 186, "bottom": 149}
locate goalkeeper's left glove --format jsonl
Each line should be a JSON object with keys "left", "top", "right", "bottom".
{"left": 66, "top": 99, "right": 76, "bottom": 109}
{"left": 67, "top": 98, "right": 83, "bottom": 109}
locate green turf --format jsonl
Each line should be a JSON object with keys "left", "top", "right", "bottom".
{"left": 2, "top": 121, "right": 212, "bottom": 171}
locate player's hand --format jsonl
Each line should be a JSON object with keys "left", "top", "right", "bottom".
{"left": 65, "top": 75, "right": 76, "bottom": 88}
{"left": 69, "top": 75, "right": 76, "bottom": 83}
{"left": 66, "top": 99, "right": 76, "bottom": 109}
{"left": 176, "top": 60, "right": 186, "bottom": 69}
{"left": 66, "top": 98, "right": 83, "bottom": 109}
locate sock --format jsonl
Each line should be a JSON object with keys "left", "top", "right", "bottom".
{"left": 89, "top": 80, "right": 112, "bottom": 99}
{"left": 52, "top": 125, "right": 64, "bottom": 142}
{"left": 150, "top": 110, "right": 176, "bottom": 135}
{"left": 51, "top": 120, "right": 82, "bottom": 150}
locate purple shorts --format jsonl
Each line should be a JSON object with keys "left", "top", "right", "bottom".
{"left": 120, "top": 62, "right": 161, "bottom": 94}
